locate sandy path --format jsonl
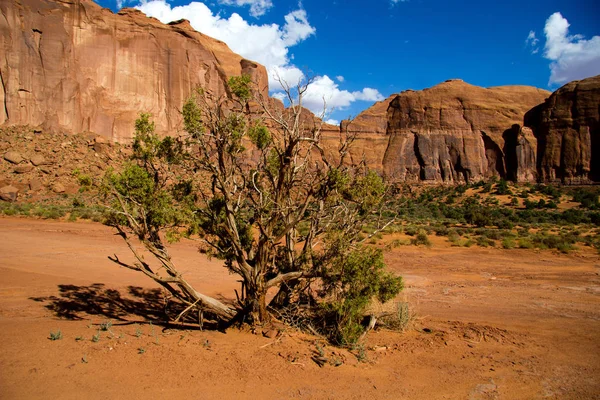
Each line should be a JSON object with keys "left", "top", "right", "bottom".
{"left": 0, "top": 217, "right": 599, "bottom": 399}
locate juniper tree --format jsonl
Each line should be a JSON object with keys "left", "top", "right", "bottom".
{"left": 103, "top": 76, "right": 402, "bottom": 344}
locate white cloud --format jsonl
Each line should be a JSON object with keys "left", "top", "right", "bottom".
{"left": 325, "top": 119, "right": 340, "bottom": 126}
{"left": 136, "top": 0, "right": 314, "bottom": 88}
{"left": 299, "top": 75, "right": 384, "bottom": 114}
{"left": 217, "top": 0, "right": 273, "bottom": 17}
{"left": 525, "top": 30, "right": 539, "bottom": 54}
{"left": 542, "top": 12, "right": 600, "bottom": 85}
{"left": 336, "top": 75, "right": 344, "bottom": 82}
{"left": 135, "top": 1, "right": 384, "bottom": 115}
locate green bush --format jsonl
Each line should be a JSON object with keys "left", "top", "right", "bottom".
{"left": 518, "top": 238, "right": 534, "bottom": 249}
{"left": 501, "top": 237, "right": 516, "bottom": 249}
{"left": 321, "top": 247, "right": 404, "bottom": 346}
{"left": 411, "top": 229, "right": 432, "bottom": 247}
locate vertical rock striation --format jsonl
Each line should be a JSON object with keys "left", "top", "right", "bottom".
{"left": 383, "top": 80, "right": 550, "bottom": 183}
{"left": 0, "top": 0, "right": 268, "bottom": 142}
{"left": 525, "top": 75, "right": 599, "bottom": 184}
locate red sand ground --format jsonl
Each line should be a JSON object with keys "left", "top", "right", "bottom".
{"left": 0, "top": 217, "right": 599, "bottom": 399}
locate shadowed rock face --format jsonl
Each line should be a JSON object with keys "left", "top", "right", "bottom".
{"left": 383, "top": 80, "right": 550, "bottom": 183}
{"left": 525, "top": 75, "right": 600, "bottom": 184}
{"left": 0, "top": 0, "right": 268, "bottom": 142}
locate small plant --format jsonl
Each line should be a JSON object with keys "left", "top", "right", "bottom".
{"left": 149, "top": 322, "right": 160, "bottom": 345}
{"left": 99, "top": 320, "right": 112, "bottom": 331}
{"left": 75, "top": 336, "right": 84, "bottom": 341}
{"left": 134, "top": 325, "right": 143, "bottom": 338}
{"left": 355, "top": 345, "right": 368, "bottom": 363}
{"left": 81, "top": 355, "right": 88, "bottom": 364}
{"left": 379, "top": 301, "right": 412, "bottom": 331}
{"left": 92, "top": 331, "right": 100, "bottom": 342}
{"left": 48, "top": 330, "right": 62, "bottom": 341}
{"left": 138, "top": 347, "right": 146, "bottom": 354}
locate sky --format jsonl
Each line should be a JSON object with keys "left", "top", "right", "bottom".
{"left": 96, "top": 0, "right": 600, "bottom": 125}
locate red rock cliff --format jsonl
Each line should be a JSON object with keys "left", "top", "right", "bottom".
{"left": 525, "top": 75, "right": 600, "bottom": 184}
{"left": 383, "top": 80, "right": 550, "bottom": 183}
{"left": 0, "top": 0, "right": 269, "bottom": 142}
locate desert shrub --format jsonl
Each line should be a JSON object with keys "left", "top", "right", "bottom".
{"left": 572, "top": 188, "right": 599, "bottom": 210}
{"left": 78, "top": 174, "right": 93, "bottom": 187}
{"left": 501, "top": 237, "right": 516, "bottom": 249}
{"left": 535, "top": 184, "right": 562, "bottom": 200}
{"left": 434, "top": 226, "right": 449, "bottom": 236}
{"left": 320, "top": 247, "right": 403, "bottom": 346}
{"left": 411, "top": 229, "right": 431, "bottom": 247}
{"left": 404, "top": 225, "right": 418, "bottom": 236}
{"left": 386, "top": 239, "right": 410, "bottom": 249}
{"left": 518, "top": 238, "right": 534, "bottom": 249}
{"left": 447, "top": 230, "right": 461, "bottom": 244}
{"left": 378, "top": 302, "right": 412, "bottom": 331}
{"left": 476, "top": 236, "right": 495, "bottom": 247}
{"left": 462, "top": 239, "right": 475, "bottom": 247}
{"left": 494, "top": 179, "right": 512, "bottom": 195}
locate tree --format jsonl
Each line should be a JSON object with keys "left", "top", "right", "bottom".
{"left": 102, "top": 76, "right": 402, "bottom": 344}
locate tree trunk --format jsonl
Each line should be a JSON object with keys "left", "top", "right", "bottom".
{"left": 247, "top": 284, "right": 270, "bottom": 325}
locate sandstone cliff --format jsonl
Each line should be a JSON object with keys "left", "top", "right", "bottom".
{"left": 0, "top": 0, "right": 268, "bottom": 142}
{"left": 383, "top": 80, "right": 550, "bottom": 183}
{"left": 341, "top": 95, "right": 396, "bottom": 136}
{"left": 525, "top": 75, "right": 599, "bottom": 184}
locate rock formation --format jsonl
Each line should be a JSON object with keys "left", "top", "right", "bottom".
{"left": 525, "top": 75, "right": 599, "bottom": 184}
{"left": 383, "top": 80, "right": 550, "bottom": 183}
{"left": 341, "top": 95, "right": 396, "bottom": 136}
{"left": 0, "top": 0, "right": 268, "bottom": 142}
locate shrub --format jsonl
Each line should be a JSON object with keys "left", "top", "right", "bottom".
{"left": 321, "top": 247, "right": 404, "bottom": 345}
{"left": 502, "top": 237, "right": 516, "bottom": 249}
{"left": 518, "top": 238, "right": 534, "bottom": 249}
{"left": 411, "top": 229, "right": 432, "bottom": 247}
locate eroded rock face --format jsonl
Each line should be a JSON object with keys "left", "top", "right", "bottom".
{"left": 525, "top": 75, "right": 600, "bottom": 183}
{"left": 383, "top": 80, "right": 550, "bottom": 183}
{"left": 341, "top": 95, "right": 396, "bottom": 136}
{"left": 0, "top": 0, "right": 268, "bottom": 142}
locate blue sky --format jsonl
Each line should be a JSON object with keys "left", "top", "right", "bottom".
{"left": 97, "top": 0, "right": 600, "bottom": 124}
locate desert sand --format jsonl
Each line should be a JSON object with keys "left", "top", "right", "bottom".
{"left": 0, "top": 217, "right": 599, "bottom": 399}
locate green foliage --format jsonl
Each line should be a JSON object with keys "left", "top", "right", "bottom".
{"left": 78, "top": 174, "right": 93, "bottom": 188}
{"left": 228, "top": 74, "right": 252, "bottom": 102}
{"left": 572, "top": 188, "right": 599, "bottom": 210}
{"left": 502, "top": 237, "right": 516, "bottom": 249}
{"left": 321, "top": 247, "right": 403, "bottom": 346}
{"left": 494, "top": 179, "right": 512, "bottom": 195}
{"left": 411, "top": 229, "right": 432, "bottom": 247}
{"left": 248, "top": 123, "right": 271, "bottom": 150}
{"left": 347, "top": 171, "right": 386, "bottom": 214}
{"left": 48, "top": 330, "right": 62, "bottom": 341}
{"left": 102, "top": 115, "right": 196, "bottom": 242}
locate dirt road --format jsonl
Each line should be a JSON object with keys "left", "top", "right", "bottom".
{"left": 0, "top": 217, "right": 598, "bottom": 399}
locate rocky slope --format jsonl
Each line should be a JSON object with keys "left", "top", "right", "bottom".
{"left": 382, "top": 80, "right": 550, "bottom": 183}
{"left": 525, "top": 75, "right": 600, "bottom": 184}
{"left": 0, "top": 0, "right": 268, "bottom": 142}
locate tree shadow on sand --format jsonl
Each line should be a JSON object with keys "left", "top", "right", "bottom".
{"left": 30, "top": 283, "right": 220, "bottom": 330}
